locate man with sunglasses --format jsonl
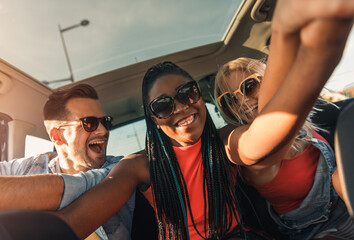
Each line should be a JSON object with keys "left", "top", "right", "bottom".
{"left": 0, "top": 84, "right": 134, "bottom": 240}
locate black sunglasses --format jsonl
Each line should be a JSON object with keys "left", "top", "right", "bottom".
{"left": 149, "top": 81, "right": 201, "bottom": 119}
{"left": 216, "top": 73, "right": 261, "bottom": 109}
{"left": 56, "top": 116, "right": 113, "bottom": 132}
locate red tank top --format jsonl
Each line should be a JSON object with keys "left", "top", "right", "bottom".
{"left": 142, "top": 139, "right": 239, "bottom": 239}
{"left": 253, "top": 131, "right": 327, "bottom": 214}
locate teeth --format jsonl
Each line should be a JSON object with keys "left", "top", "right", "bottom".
{"left": 177, "top": 115, "right": 194, "bottom": 127}
{"left": 90, "top": 140, "right": 105, "bottom": 145}
{"left": 245, "top": 106, "right": 257, "bottom": 114}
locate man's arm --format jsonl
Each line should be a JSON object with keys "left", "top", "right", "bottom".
{"left": 0, "top": 175, "right": 63, "bottom": 210}
{"left": 0, "top": 162, "right": 115, "bottom": 210}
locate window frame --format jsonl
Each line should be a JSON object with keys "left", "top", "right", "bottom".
{"left": 0, "top": 113, "right": 12, "bottom": 162}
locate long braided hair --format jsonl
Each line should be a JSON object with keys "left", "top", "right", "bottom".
{"left": 142, "top": 62, "right": 242, "bottom": 240}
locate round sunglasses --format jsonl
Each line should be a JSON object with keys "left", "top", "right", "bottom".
{"left": 216, "top": 73, "right": 261, "bottom": 109}
{"left": 149, "top": 81, "right": 201, "bottom": 119}
{"left": 56, "top": 116, "right": 113, "bottom": 132}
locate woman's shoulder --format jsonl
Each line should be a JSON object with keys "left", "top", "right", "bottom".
{"left": 120, "top": 149, "right": 146, "bottom": 161}
{"left": 120, "top": 151, "right": 148, "bottom": 170}
{"left": 110, "top": 150, "right": 150, "bottom": 185}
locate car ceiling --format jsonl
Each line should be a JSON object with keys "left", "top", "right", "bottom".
{"left": 72, "top": 0, "right": 275, "bottom": 127}
{"left": 0, "top": 0, "right": 275, "bottom": 141}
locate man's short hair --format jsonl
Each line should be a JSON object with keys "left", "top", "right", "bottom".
{"left": 43, "top": 84, "right": 98, "bottom": 120}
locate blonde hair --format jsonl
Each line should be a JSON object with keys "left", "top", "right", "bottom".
{"left": 214, "top": 57, "right": 265, "bottom": 125}
{"left": 215, "top": 57, "right": 317, "bottom": 152}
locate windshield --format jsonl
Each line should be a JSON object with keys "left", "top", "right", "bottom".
{"left": 0, "top": 0, "right": 242, "bottom": 89}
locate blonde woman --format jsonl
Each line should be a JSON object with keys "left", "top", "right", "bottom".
{"left": 214, "top": 56, "right": 354, "bottom": 239}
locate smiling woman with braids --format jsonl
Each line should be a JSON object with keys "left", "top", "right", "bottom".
{"left": 140, "top": 63, "right": 243, "bottom": 239}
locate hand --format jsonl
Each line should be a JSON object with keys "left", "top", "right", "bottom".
{"left": 272, "top": 0, "right": 354, "bottom": 34}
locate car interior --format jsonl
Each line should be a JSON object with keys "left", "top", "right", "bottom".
{"left": 0, "top": 0, "right": 274, "bottom": 160}
{"left": 0, "top": 0, "right": 352, "bottom": 239}
{"left": 335, "top": 101, "right": 354, "bottom": 218}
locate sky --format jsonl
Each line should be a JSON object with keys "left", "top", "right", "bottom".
{"left": 0, "top": 0, "right": 240, "bottom": 88}
{"left": 0, "top": 0, "right": 352, "bottom": 91}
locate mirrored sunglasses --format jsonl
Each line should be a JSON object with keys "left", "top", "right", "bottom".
{"left": 149, "top": 81, "right": 201, "bottom": 119}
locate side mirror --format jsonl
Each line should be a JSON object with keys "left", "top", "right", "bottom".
{"left": 335, "top": 100, "right": 354, "bottom": 218}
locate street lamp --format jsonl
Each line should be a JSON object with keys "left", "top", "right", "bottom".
{"left": 43, "top": 19, "right": 89, "bottom": 85}
{"left": 59, "top": 19, "right": 89, "bottom": 83}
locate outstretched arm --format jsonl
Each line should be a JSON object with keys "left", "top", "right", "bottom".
{"left": 0, "top": 175, "right": 63, "bottom": 210}
{"left": 57, "top": 153, "right": 150, "bottom": 239}
{"left": 226, "top": 0, "right": 354, "bottom": 168}
{"left": 259, "top": 0, "right": 354, "bottom": 110}
{"left": 0, "top": 162, "right": 115, "bottom": 211}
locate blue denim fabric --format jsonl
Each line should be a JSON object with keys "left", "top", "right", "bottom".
{"left": 267, "top": 138, "right": 346, "bottom": 240}
{"left": 60, "top": 155, "right": 122, "bottom": 209}
{"left": 0, "top": 152, "right": 58, "bottom": 175}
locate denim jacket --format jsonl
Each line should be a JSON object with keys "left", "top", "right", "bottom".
{"left": 267, "top": 138, "right": 344, "bottom": 240}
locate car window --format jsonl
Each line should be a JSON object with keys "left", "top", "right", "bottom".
{"left": 107, "top": 102, "right": 226, "bottom": 156}
{"left": 25, "top": 135, "right": 53, "bottom": 158}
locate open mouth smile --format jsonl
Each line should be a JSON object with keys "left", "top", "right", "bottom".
{"left": 244, "top": 106, "right": 258, "bottom": 114}
{"left": 88, "top": 138, "right": 107, "bottom": 154}
{"left": 175, "top": 114, "right": 197, "bottom": 127}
